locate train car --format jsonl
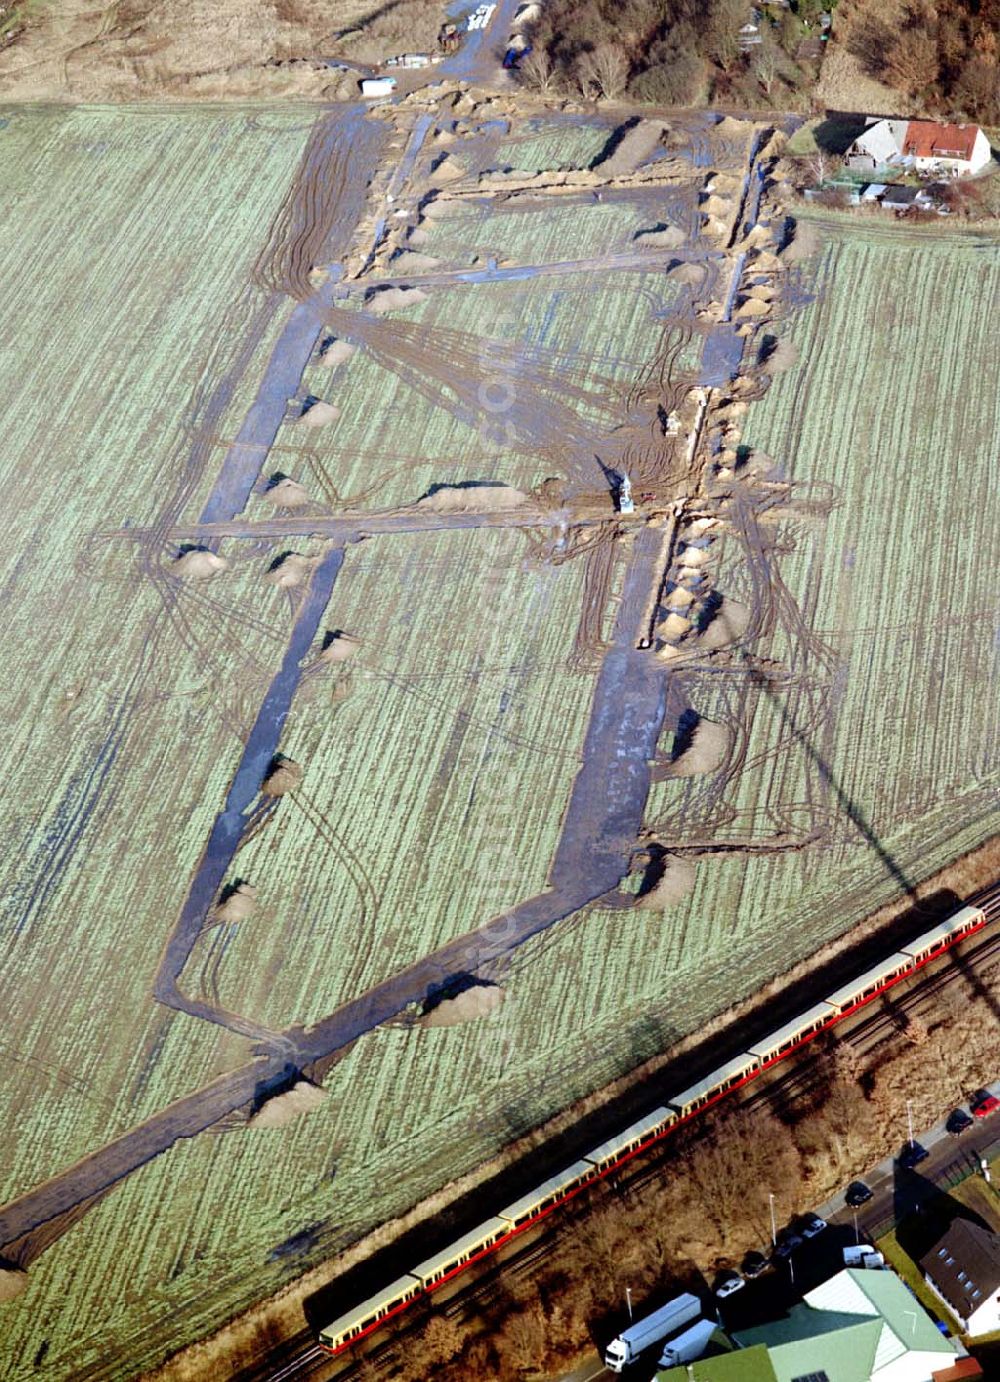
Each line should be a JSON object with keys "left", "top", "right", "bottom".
{"left": 318, "top": 1274, "right": 423, "bottom": 1355}
{"left": 411, "top": 1216, "right": 510, "bottom": 1291}
{"left": 748, "top": 1001, "right": 835, "bottom": 1067}
{"left": 823, "top": 952, "right": 913, "bottom": 1014}
{"left": 499, "top": 1159, "right": 597, "bottom": 1229}
{"left": 582, "top": 1106, "right": 676, "bottom": 1173}
{"left": 901, "top": 905, "right": 987, "bottom": 967}
{"left": 668, "top": 1052, "right": 761, "bottom": 1118}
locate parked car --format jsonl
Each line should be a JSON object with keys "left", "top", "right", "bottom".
{"left": 973, "top": 1093, "right": 1000, "bottom": 1119}
{"left": 844, "top": 1244, "right": 885, "bottom": 1269}
{"left": 899, "top": 1141, "right": 929, "bottom": 1169}
{"left": 742, "top": 1249, "right": 768, "bottom": 1278}
{"left": 771, "top": 1229, "right": 804, "bottom": 1262}
{"left": 715, "top": 1270, "right": 745, "bottom": 1298}
{"left": 947, "top": 1108, "right": 974, "bottom": 1136}
{"left": 845, "top": 1181, "right": 873, "bottom": 1207}
{"left": 798, "top": 1212, "right": 828, "bottom": 1238}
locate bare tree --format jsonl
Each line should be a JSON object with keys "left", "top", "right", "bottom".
{"left": 706, "top": 0, "right": 747, "bottom": 73}
{"left": 754, "top": 32, "right": 780, "bottom": 95}
{"left": 505, "top": 1305, "right": 547, "bottom": 1372}
{"left": 807, "top": 149, "right": 831, "bottom": 184}
{"left": 577, "top": 43, "right": 629, "bottom": 100}
{"left": 520, "top": 47, "right": 556, "bottom": 95}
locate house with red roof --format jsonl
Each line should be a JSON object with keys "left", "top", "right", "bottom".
{"left": 846, "top": 118, "right": 992, "bottom": 177}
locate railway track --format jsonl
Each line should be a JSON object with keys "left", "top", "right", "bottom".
{"left": 253, "top": 878, "right": 1000, "bottom": 1381}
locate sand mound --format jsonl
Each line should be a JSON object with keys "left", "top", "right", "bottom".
{"left": 688, "top": 516, "right": 720, "bottom": 534}
{"left": 743, "top": 283, "right": 775, "bottom": 301}
{"left": 318, "top": 631, "right": 361, "bottom": 663}
{"left": 419, "top": 197, "right": 450, "bottom": 220}
{"left": 781, "top": 221, "right": 821, "bottom": 261}
{"left": 406, "top": 225, "right": 430, "bottom": 247}
{"left": 173, "top": 549, "right": 228, "bottom": 581}
{"left": 699, "top": 597, "right": 751, "bottom": 651}
{"left": 758, "top": 130, "right": 787, "bottom": 160}
{"left": 0, "top": 1268, "right": 28, "bottom": 1302}
{"left": 744, "top": 223, "right": 776, "bottom": 248}
{"left": 701, "top": 195, "right": 731, "bottom": 218}
{"left": 320, "top": 339, "right": 356, "bottom": 368}
{"left": 664, "top": 585, "right": 695, "bottom": 612}
{"left": 677, "top": 542, "right": 712, "bottom": 567}
{"left": 297, "top": 399, "right": 340, "bottom": 429}
{"left": 669, "top": 261, "right": 704, "bottom": 286}
{"left": 635, "top": 855, "right": 696, "bottom": 909}
{"left": 763, "top": 338, "right": 799, "bottom": 373}
{"left": 736, "top": 297, "right": 770, "bottom": 320}
{"left": 667, "top": 718, "right": 732, "bottom": 777}
{"left": 596, "top": 119, "right": 667, "bottom": 178}
{"left": 415, "top": 484, "right": 528, "bottom": 514}
{"left": 367, "top": 285, "right": 429, "bottom": 314}
{"left": 392, "top": 249, "right": 441, "bottom": 273}
{"left": 265, "top": 553, "right": 321, "bottom": 589}
{"left": 739, "top": 448, "right": 775, "bottom": 475}
{"left": 215, "top": 882, "right": 257, "bottom": 924}
{"left": 420, "top": 983, "right": 504, "bottom": 1027}
{"left": 702, "top": 216, "right": 727, "bottom": 238}
{"left": 704, "top": 171, "right": 741, "bottom": 193}
{"left": 715, "top": 116, "right": 749, "bottom": 137}
{"left": 262, "top": 758, "right": 303, "bottom": 797}
{"left": 750, "top": 250, "right": 783, "bottom": 272}
{"left": 248, "top": 1080, "right": 327, "bottom": 1129}
{"left": 264, "top": 477, "right": 311, "bottom": 507}
{"left": 430, "top": 155, "right": 466, "bottom": 185}
{"left": 658, "top": 611, "right": 692, "bottom": 643}
{"left": 634, "top": 224, "right": 685, "bottom": 249}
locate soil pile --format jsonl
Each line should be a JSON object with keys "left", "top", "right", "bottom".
{"left": 701, "top": 195, "right": 731, "bottom": 218}
{"left": 0, "top": 1268, "right": 28, "bottom": 1302}
{"left": 318, "top": 631, "right": 361, "bottom": 663}
{"left": 699, "top": 597, "right": 751, "bottom": 650}
{"left": 420, "top": 984, "right": 504, "bottom": 1027}
{"left": 265, "top": 553, "right": 321, "bottom": 589}
{"left": 736, "top": 297, "right": 770, "bottom": 320}
{"left": 636, "top": 855, "right": 696, "bottom": 909}
{"left": 634, "top": 224, "right": 685, "bottom": 249}
{"left": 320, "top": 340, "right": 356, "bottom": 368}
{"left": 262, "top": 758, "right": 303, "bottom": 797}
{"left": 173, "top": 549, "right": 228, "bottom": 581}
{"left": 669, "top": 261, "right": 704, "bottom": 285}
{"left": 595, "top": 120, "right": 668, "bottom": 178}
{"left": 658, "top": 611, "right": 692, "bottom": 643}
{"left": 667, "top": 718, "right": 731, "bottom": 777}
{"left": 429, "top": 155, "right": 466, "bottom": 185}
{"left": 391, "top": 250, "right": 441, "bottom": 274}
{"left": 215, "top": 882, "right": 257, "bottom": 924}
{"left": 248, "top": 1080, "right": 327, "bottom": 1130}
{"left": 763, "top": 338, "right": 800, "bottom": 373}
{"left": 264, "top": 477, "right": 311, "bottom": 507}
{"left": 297, "top": 400, "right": 340, "bottom": 428}
{"left": 414, "top": 484, "right": 528, "bottom": 514}
{"left": 367, "top": 286, "right": 429, "bottom": 315}
{"left": 782, "top": 221, "right": 822, "bottom": 261}
{"left": 715, "top": 116, "right": 750, "bottom": 137}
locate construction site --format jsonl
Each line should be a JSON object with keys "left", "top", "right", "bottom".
{"left": 0, "top": 60, "right": 998, "bottom": 1382}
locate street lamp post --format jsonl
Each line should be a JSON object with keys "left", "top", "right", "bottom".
{"left": 854, "top": 1209, "right": 860, "bottom": 1245}
{"left": 626, "top": 1286, "right": 633, "bottom": 1321}
{"left": 768, "top": 1192, "right": 777, "bottom": 1247}
{"left": 906, "top": 1100, "right": 915, "bottom": 1148}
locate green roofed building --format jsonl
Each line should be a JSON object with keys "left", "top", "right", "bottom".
{"left": 659, "top": 1269, "right": 963, "bottom": 1382}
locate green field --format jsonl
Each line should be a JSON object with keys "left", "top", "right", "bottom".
{"left": 1, "top": 99, "right": 998, "bottom": 1382}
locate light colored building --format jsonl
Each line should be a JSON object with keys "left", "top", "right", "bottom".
{"left": 846, "top": 118, "right": 992, "bottom": 176}
{"left": 921, "top": 1219, "right": 1000, "bottom": 1337}
{"left": 718, "top": 1267, "right": 963, "bottom": 1382}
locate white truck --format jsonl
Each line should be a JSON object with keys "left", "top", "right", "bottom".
{"left": 604, "top": 1292, "right": 700, "bottom": 1373}
{"left": 657, "top": 1317, "right": 716, "bottom": 1368}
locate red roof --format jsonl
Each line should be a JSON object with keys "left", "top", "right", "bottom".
{"left": 903, "top": 120, "right": 980, "bottom": 162}
{"left": 931, "top": 1359, "right": 984, "bottom": 1381}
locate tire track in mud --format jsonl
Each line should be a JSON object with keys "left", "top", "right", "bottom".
{"left": 253, "top": 109, "right": 386, "bottom": 303}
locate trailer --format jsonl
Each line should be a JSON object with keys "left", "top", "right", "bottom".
{"left": 657, "top": 1316, "right": 716, "bottom": 1367}
{"left": 604, "top": 1292, "right": 700, "bottom": 1372}
{"left": 360, "top": 76, "right": 397, "bottom": 98}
